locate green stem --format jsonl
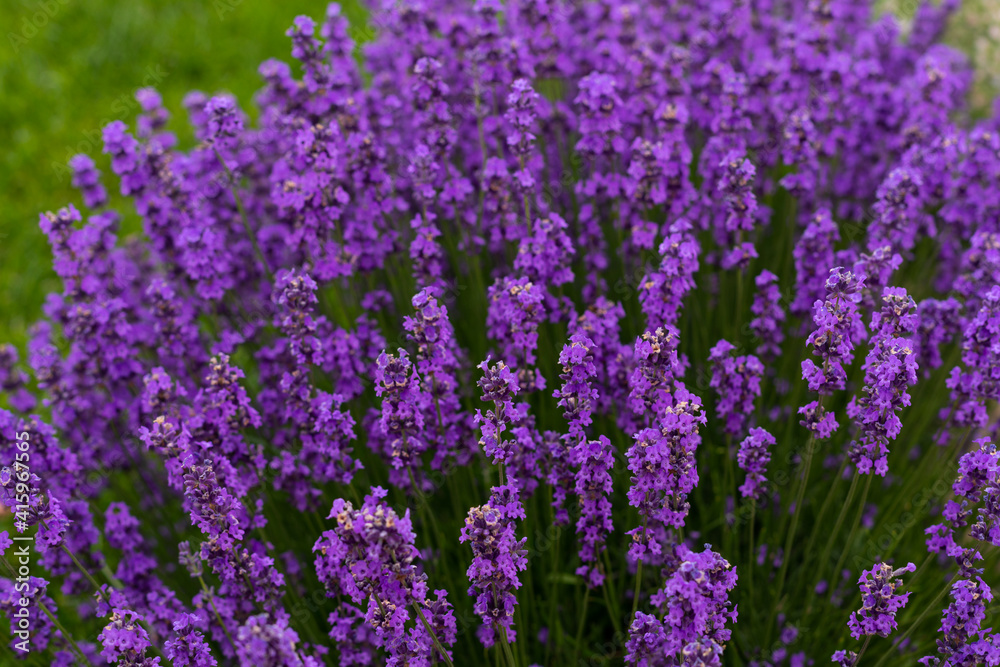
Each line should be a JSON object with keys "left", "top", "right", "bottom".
{"left": 769, "top": 431, "right": 818, "bottom": 635}
{"left": 748, "top": 502, "right": 756, "bottom": 608}
{"left": 829, "top": 474, "right": 873, "bottom": 591}
{"left": 38, "top": 602, "right": 94, "bottom": 667}
{"left": 498, "top": 623, "right": 519, "bottom": 667}
{"left": 0, "top": 555, "right": 94, "bottom": 667}
{"left": 573, "top": 586, "right": 591, "bottom": 665}
{"left": 413, "top": 602, "right": 456, "bottom": 667}
{"left": 198, "top": 575, "right": 237, "bottom": 654}
{"left": 811, "top": 471, "right": 861, "bottom": 596}
{"left": 213, "top": 147, "right": 273, "bottom": 282}
{"left": 629, "top": 558, "right": 643, "bottom": 622}
{"left": 854, "top": 636, "right": 873, "bottom": 665}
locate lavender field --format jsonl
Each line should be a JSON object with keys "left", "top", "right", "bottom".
{"left": 2, "top": 1, "right": 1000, "bottom": 666}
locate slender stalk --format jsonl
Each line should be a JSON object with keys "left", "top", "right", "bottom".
{"left": 38, "top": 602, "right": 95, "bottom": 667}
{"left": 213, "top": 147, "right": 273, "bottom": 282}
{"left": 51, "top": 530, "right": 165, "bottom": 660}
{"left": 811, "top": 471, "right": 861, "bottom": 595}
{"left": 769, "top": 431, "right": 818, "bottom": 635}
{"left": 629, "top": 558, "right": 644, "bottom": 622}
{"left": 413, "top": 602, "right": 456, "bottom": 667}
{"left": 854, "top": 636, "right": 873, "bottom": 665}
{"left": 601, "top": 574, "right": 622, "bottom": 635}
{"left": 498, "top": 624, "right": 519, "bottom": 667}
{"left": 1, "top": 555, "right": 94, "bottom": 667}
{"left": 747, "top": 502, "right": 756, "bottom": 605}
{"left": 829, "top": 474, "right": 873, "bottom": 590}
{"left": 802, "top": 455, "right": 851, "bottom": 568}
{"left": 573, "top": 586, "right": 592, "bottom": 665}
{"left": 198, "top": 575, "right": 238, "bottom": 655}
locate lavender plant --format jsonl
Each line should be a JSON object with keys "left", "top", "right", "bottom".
{"left": 2, "top": 0, "right": 1000, "bottom": 665}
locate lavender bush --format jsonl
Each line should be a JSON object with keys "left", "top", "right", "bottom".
{"left": 2, "top": 0, "right": 1000, "bottom": 665}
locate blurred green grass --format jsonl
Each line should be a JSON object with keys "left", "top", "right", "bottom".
{"left": 0, "top": 0, "right": 995, "bottom": 351}
{"left": 0, "top": 0, "right": 366, "bottom": 349}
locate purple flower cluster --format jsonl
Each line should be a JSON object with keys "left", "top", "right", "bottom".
{"left": 737, "top": 427, "right": 777, "bottom": 501}
{"left": 846, "top": 562, "right": 915, "bottom": 640}
{"left": 846, "top": 287, "right": 919, "bottom": 476}
{"left": 708, "top": 339, "right": 764, "bottom": 438}
{"left": 8, "top": 0, "right": 1000, "bottom": 663}
{"left": 626, "top": 387, "right": 706, "bottom": 562}
{"left": 313, "top": 487, "right": 455, "bottom": 665}
{"left": 460, "top": 485, "right": 528, "bottom": 649}
{"left": 626, "top": 544, "right": 738, "bottom": 666}
{"left": 802, "top": 268, "right": 867, "bottom": 396}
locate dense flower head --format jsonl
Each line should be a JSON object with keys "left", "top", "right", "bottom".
{"left": 460, "top": 485, "right": 528, "bottom": 648}
{"left": 313, "top": 487, "right": 455, "bottom": 664}
{"left": 69, "top": 154, "right": 108, "bottom": 209}
{"left": 920, "top": 577, "right": 1000, "bottom": 666}
{"left": 847, "top": 562, "right": 915, "bottom": 639}
{"left": 572, "top": 435, "right": 615, "bottom": 588}
{"left": 373, "top": 349, "right": 429, "bottom": 477}
{"left": 626, "top": 388, "right": 706, "bottom": 561}
{"left": 554, "top": 333, "right": 599, "bottom": 444}
{"left": 846, "top": 305, "right": 919, "bottom": 476}
{"left": 639, "top": 219, "right": 700, "bottom": 330}
{"left": 475, "top": 358, "right": 527, "bottom": 465}
{"left": 802, "top": 268, "right": 867, "bottom": 395}
{"left": 629, "top": 326, "right": 684, "bottom": 420}
{"left": 737, "top": 427, "right": 776, "bottom": 501}
{"left": 98, "top": 608, "right": 160, "bottom": 666}
{"left": 486, "top": 276, "right": 545, "bottom": 379}
{"left": 708, "top": 339, "right": 764, "bottom": 438}
{"left": 750, "top": 270, "right": 786, "bottom": 361}
{"left": 947, "top": 284, "right": 1000, "bottom": 429}
{"left": 626, "top": 544, "right": 738, "bottom": 666}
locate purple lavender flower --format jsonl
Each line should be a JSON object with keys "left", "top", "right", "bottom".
{"left": 554, "top": 333, "right": 598, "bottom": 445}
{"left": 461, "top": 484, "right": 528, "bottom": 648}
{"left": 792, "top": 209, "right": 840, "bottom": 318}
{"left": 486, "top": 276, "right": 545, "bottom": 389}
{"left": 719, "top": 151, "right": 758, "bottom": 234}
{"left": 573, "top": 435, "right": 615, "bottom": 588}
{"left": 505, "top": 78, "right": 540, "bottom": 196}
{"left": 801, "top": 268, "right": 866, "bottom": 396}
{"left": 639, "top": 219, "right": 700, "bottom": 330}
{"left": 374, "top": 349, "right": 430, "bottom": 481}
{"left": 165, "top": 614, "right": 217, "bottom": 667}
{"left": 626, "top": 544, "right": 738, "bottom": 666}
{"left": 98, "top": 608, "right": 159, "bottom": 666}
{"left": 709, "top": 340, "right": 764, "bottom": 438}
{"left": 629, "top": 326, "right": 684, "bottom": 422}
{"left": 750, "top": 270, "right": 786, "bottom": 361}
{"left": 514, "top": 213, "right": 576, "bottom": 289}
{"left": 846, "top": 288, "right": 919, "bottom": 476}
{"left": 919, "top": 577, "right": 1000, "bottom": 666}
{"left": 947, "top": 285, "right": 1000, "bottom": 430}
{"left": 234, "top": 613, "right": 310, "bottom": 667}
{"left": 69, "top": 154, "right": 108, "bottom": 209}
{"left": 737, "top": 427, "right": 776, "bottom": 501}
{"left": 476, "top": 358, "right": 526, "bottom": 466}
{"left": 403, "top": 288, "right": 469, "bottom": 468}
{"left": 314, "top": 487, "right": 456, "bottom": 664}
{"left": 626, "top": 387, "right": 706, "bottom": 561}
{"left": 846, "top": 562, "right": 915, "bottom": 639}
